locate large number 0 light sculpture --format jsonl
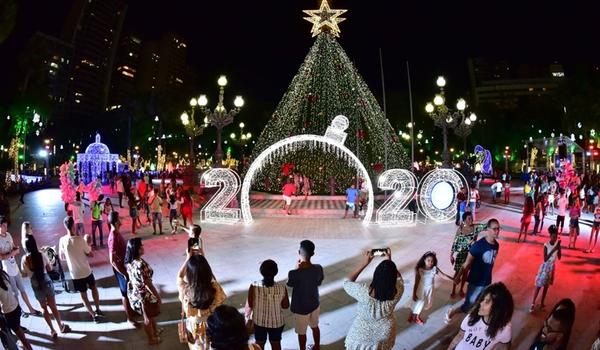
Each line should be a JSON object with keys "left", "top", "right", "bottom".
{"left": 377, "top": 169, "right": 418, "bottom": 226}
{"left": 417, "top": 169, "right": 469, "bottom": 222}
{"left": 200, "top": 168, "right": 241, "bottom": 224}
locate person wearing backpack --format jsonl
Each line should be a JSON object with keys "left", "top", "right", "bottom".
{"left": 90, "top": 194, "right": 105, "bottom": 248}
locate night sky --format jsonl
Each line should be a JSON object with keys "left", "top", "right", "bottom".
{"left": 1, "top": 1, "right": 598, "bottom": 133}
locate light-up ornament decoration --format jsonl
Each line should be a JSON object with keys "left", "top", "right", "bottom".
{"left": 241, "top": 115, "right": 374, "bottom": 225}
{"left": 376, "top": 169, "right": 418, "bottom": 226}
{"left": 77, "top": 133, "right": 120, "bottom": 183}
{"left": 417, "top": 169, "right": 469, "bottom": 222}
{"left": 303, "top": 0, "right": 347, "bottom": 37}
{"left": 200, "top": 168, "right": 241, "bottom": 224}
{"left": 473, "top": 145, "right": 493, "bottom": 175}
{"left": 323, "top": 115, "right": 349, "bottom": 144}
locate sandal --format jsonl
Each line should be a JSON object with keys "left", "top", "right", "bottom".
{"left": 444, "top": 308, "right": 452, "bottom": 324}
{"left": 30, "top": 310, "right": 42, "bottom": 317}
{"left": 51, "top": 330, "right": 58, "bottom": 340}
{"left": 60, "top": 324, "right": 71, "bottom": 333}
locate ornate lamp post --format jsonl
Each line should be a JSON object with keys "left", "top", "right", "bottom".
{"left": 180, "top": 98, "right": 208, "bottom": 168}
{"left": 425, "top": 76, "right": 477, "bottom": 167}
{"left": 195, "top": 75, "right": 244, "bottom": 167}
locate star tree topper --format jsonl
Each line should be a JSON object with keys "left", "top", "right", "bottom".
{"left": 303, "top": 0, "right": 347, "bottom": 37}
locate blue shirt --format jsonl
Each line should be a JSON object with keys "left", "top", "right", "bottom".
{"left": 346, "top": 188, "right": 358, "bottom": 203}
{"left": 287, "top": 264, "right": 324, "bottom": 315}
{"left": 467, "top": 237, "right": 499, "bottom": 286}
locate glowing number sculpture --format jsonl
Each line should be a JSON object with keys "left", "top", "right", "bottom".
{"left": 417, "top": 169, "right": 469, "bottom": 222}
{"left": 200, "top": 168, "right": 241, "bottom": 224}
{"left": 376, "top": 169, "right": 418, "bottom": 226}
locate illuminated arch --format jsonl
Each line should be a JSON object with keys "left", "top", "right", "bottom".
{"left": 241, "top": 134, "right": 374, "bottom": 225}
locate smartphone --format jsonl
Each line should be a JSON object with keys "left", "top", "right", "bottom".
{"left": 371, "top": 248, "right": 387, "bottom": 257}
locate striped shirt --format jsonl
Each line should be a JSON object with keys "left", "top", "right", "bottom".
{"left": 251, "top": 281, "right": 286, "bottom": 328}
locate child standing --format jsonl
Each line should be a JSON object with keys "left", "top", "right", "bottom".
{"left": 128, "top": 196, "right": 141, "bottom": 235}
{"left": 167, "top": 194, "right": 180, "bottom": 234}
{"left": 530, "top": 225, "right": 561, "bottom": 312}
{"left": 518, "top": 196, "right": 535, "bottom": 243}
{"left": 568, "top": 198, "right": 581, "bottom": 249}
{"left": 585, "top": 204, "right": 600, "bottom": 253}
{"left": 409, "top": 252, "right": 452, "bottom": 325}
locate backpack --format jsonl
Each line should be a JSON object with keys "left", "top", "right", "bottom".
{"left": 92, "top": 202, "right": 102, "bottom": 220}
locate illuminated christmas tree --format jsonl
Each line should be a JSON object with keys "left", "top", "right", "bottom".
{"left": 250, "top": 0, "right": 408, "bottom": 194}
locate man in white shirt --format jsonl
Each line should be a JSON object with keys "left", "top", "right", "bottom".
{"left": 68, "top": 192, "right": 85, "bottom": 235}
{"left": 469, "top": 184, "right": 480, "bottom": 220}
{"left": 0, "top": 216, "right": 39, "bottom": 317}
{"left": 491, "top": 180, "right": 503, "bottom": 204}
{"left": 59, "top": 216, "right": 104, "bottom": 322}
{"left": 556, "top": 191, "right": 568, "bottom": 235}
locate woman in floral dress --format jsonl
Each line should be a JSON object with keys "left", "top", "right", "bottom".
{"left": 125, "top": 238, "right": 162, "bottom": 345}
{"left": 450, "top": 212, "right": 485, "bottom": 297}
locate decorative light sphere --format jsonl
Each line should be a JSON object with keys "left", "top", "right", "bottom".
{"left": 469, "top": 113, "right": 477, "bottom": 121}
{"left": 456, "top": 98, "right": 466, "bottom": 111}
{"left": 570, "top": 133, "right": 575, "bottom": 141}
{"left": 33, "top": 113, "right": 40, "bottom": 123}
{"left": 189, "top": 98, "right": 197, "bottom": 107}
{"left": 217, "top": 75, "right": 228, "bottom": 87}
{"left": 425, "top": 103, "right": 434, "bottom": 113}
{"left": 417, "top": 133, "right": 423, "bottom": 139}
{"left": 551, "top": 132, "right": 555, "bottom": 137}
{"left": 246, "top": 132, "right": 252, "bottom": 138}
{"left": 239, "top": 122, "right": 245, "bottom": 129}
{"left": 38, "top": 150, "right": 48, "bottom": 157}
{"left": 445, "top": 116, "right": 453, "bottom": 123}
{"left": 154, "top": 116, "right": 159, "bottom": 122}
{"left": 180, "top": 112, "right": 189, "bottom": 125}
{"left": 436, "top": 76, "right": 446, "bottom": 87}
{"left": 579, "top": 134, "right": 583, "bottom": 140}
{"left": 204, "top": 117, "right": 209, "bottom": 124}
{"left": 407, "top": 122, "right": 413, "bottom": 128}
{"left": 577, "top": 122, "right": 582, "bottom": 128}
{"left": 465, "top": 118, "right": 472, "bottom": 125}
{"left": 433, "top": 95, "right": 445, "bottom": 106}
{"left": 198, "top": 95, "right": 208, "bottom": 106}
{"left": 234, "top": 96, "right": 244, "bottom": 108}
{"left": 538, "top": 129, "right": 542, "bottom": 134}
{"left": 230, "top": 133, "right": 236, "bottom": 139}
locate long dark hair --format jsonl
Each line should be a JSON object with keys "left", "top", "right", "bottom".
{"left": 548, "top": 298, "right": 575, "bottom": 350}
{"left": 24, "top": 235, "right": 46, "bottom": 285}
{"left": 124, "top": 238, "right": 143, "bottom": 265}
{"left": 369, "top": 260, "right": 398, "bottom": 301}
{"left": 0, "top": 267, "right": 9, "bottom": 291}
{"left": 259, "top": 260, "right": 278, "bottom": 287}
{"left": 467, "top": 282, "right": 514, "bottom": 338}
{"left": 415, "top": 251, "right": 438, "bottom": 272}
{"left": 207, "top": 305, "right": 249, "bottom": 350}
{"left": 185, "top": 255, "right": 216, "bottom": 310}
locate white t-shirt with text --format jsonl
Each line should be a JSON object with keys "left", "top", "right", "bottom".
{"left": 0, "top": 233, "right": 20, "bottom": 277}
{"left": 456, "top": 315, "right": 511, "bottom": 350}
{"left": 59, "top": 234, "right": 92, "bottom": 279}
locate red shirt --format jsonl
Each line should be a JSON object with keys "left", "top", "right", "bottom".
{"left": 138, "top": 180, "right": 147, "bottom": 197}
{"left": 108, "top": 230, "right": 127, "bottom": 272}
{"left": 283, "top": 183, "right": 296, "bottom": 197}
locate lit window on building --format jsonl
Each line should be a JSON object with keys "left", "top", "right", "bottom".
{"left": 122, "top": 71, "right": 134, "bottom": 78}
{"left": 175, "top": 77, "right": 183, "bottom": 84}
{"left": 552, "top": 72, "right": 565, "bottom": 77}
{"left": 528, "top": 87, "right": 534, "bottom": 91}
{"left": 50, "top": 62, "right": 59, "bottom": 68}
{"left": 75, "top": 99, "right": 81, "bottom": 104}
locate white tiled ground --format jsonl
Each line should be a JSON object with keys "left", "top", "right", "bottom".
{"left": 5, "top": 189, "right": 600, "bottom": 349}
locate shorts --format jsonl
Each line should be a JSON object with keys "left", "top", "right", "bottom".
{"left": 569, "top": 218, "right": 579, "bottom": 229}
{"left": 113, "top": 268, "right": 127, "bottom": 297}
{"left": 495, "top": 192, "right": 501, "bottom": 198}
{"left": 594, "top": 222, "right": 600, "bottom": 229}
{"left": 4, "top": 306, "right": 22, "bottom": 332}
{"left": 30, "top": 274, "right": 55, "bottom": 301}
{"left": 8, "top": 274, "right": 26, "bottom": 296}
{"left": 294, "top": 307, "right": 320, "bottom": 335}
{"left": 151, "top": 212, "right": 162, "bottom": 222}
{"left": 254, "top": 325, "right": 284, "bottom": 342}
{"left": 169, "top": 209, "right": 178, "bottom": 220}
{"left": 460, "top": 284, "right": 486, "bottom": 313}
{"left": 73, "top": 273, "right": 96, "bottom": 293}
{"left": 282, "top": 195, "right": 292, "bottom": 206}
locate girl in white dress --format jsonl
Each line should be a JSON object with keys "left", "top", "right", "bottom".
{"left": 409, "top": 251, "right": 452, "bottom": 325}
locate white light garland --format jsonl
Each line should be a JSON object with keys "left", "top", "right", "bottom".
{"left": 200, "top": 168, "right": 241, "bottom": 224}
{"left": 241, "top": 133, "right": 374, "bottom": 225}
{"left": 417, "top": 169, "right": 469, "bottom": 222}
{"left": 376, "top": 169, "right": 418, "bottom": 226}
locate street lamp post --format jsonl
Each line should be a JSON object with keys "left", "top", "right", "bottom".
{"left": 180, "top": 98, "right": 208, "bottom": 168}
{"left": 230, "top": 122, "right": 252, "bottom": 160}
{"left": 425, "top": 76, "right": 476, "bottom": 168}
{"left": 195, "top": 75, "right": 244, "bottom": 167}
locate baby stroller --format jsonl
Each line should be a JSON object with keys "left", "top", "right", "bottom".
{"left": 40, "top": 246, "right": 76, "bottom": 294}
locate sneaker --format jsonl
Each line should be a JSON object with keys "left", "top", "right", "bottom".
{"left": 415, "top": 316, "right": 425, "bottom": 325}
{"left": 444, "top": 308, "right": 452, "bottom": 324}
{"left": 93, "top": 315, "right": 101, "bottom": 323}
{"left": 95, "top": 310, "right": 105, "bottom": 317}
{"left": 529, "top": 304, "right": 535, "bottom": 313}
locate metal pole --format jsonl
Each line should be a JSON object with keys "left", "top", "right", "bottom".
{"left": 379, "top": 48, "right": 388, "bottom": 172}
{"left": 406, "top": 61, "right": 414, "bottom": 168}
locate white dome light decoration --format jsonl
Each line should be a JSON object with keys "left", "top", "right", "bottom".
{"left": 324, "top": 115, "right": 350, "bottom": 144}
{"left": 200, "top": 168, "right": 241, "bottom": 224}
{"left": 570, "top": 133, "right": 576, "bottom": 141}
{"left": 417, "top": 169, "right": 469, "bottom": 222}
{"left": 436, "top": 76, "right": 446, "bottom": 87}
{"left": 376, "top": 169, "right": 418, "bottom": 226}
{"left": 577, "top": 122, "right": 582, "bottom": 128}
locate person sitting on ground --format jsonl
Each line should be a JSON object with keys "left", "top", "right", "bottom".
{"left": 447, "top": 282, "right": 514, "bottom": 350}
{"left": 245, "top": 259, "right": 289, "bottom": 350}
{"left": 207, "top": 305, "right": 261, "bottom": 350}
{"left": 529, "top": 298, "right": 575, "bottom": 350}
{"left": 344, "top": 248, "right": 404, "bottom": 350}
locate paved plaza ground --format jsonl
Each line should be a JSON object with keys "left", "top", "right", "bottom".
{"left": 4, "top": 187, "right": 599, "bottom": 349}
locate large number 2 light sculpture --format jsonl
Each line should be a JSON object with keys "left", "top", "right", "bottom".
{"left": 200, "top": 168, "right": 241, "bottom": 224}
{"left": 377, "top": 169, "right": 418, "bottom": 226}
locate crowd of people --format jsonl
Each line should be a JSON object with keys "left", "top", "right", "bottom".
{"left": 0, "top": 165, "right": 600, "bottom": 349}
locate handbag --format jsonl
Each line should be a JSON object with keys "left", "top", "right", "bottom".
{"left": 143, "top": 299, "right": 161, "bottom": 318}
{"left": 177, "top": 313, "right": 188, "bottom": 343}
